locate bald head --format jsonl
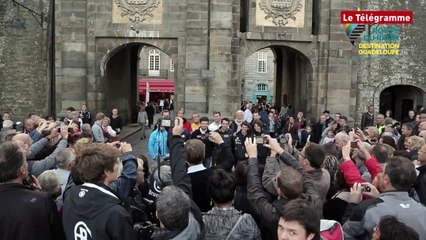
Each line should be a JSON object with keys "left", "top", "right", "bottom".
{"left": 12, "top": 134, "right": 33, "bottom": 147}
{"left": 419, "top": 130, "right": 426, "bottom": 142}
{"left": 419, "top": 122, "right": 426, "bottom": 131}
{"left": 419, "top": 144, "right": 426, "bottom": 164}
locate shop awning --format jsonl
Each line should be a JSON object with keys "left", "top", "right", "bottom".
{"left": 139, "top": 79, "right": 175, "bottom": 93}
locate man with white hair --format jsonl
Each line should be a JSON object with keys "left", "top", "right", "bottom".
{"left": 55, "top": 148, "right": 76, "bottom": 204}
{"left": 335, "top": 132, "right": 350, "bottom": 151}
{"left": 230, "top": 110, "right": 245, "bottom": 133}
{"left": 244, "top": 103, "right": 253, "bottom": 123}
{"left": 38, "top": 170, "right": 62, "bottom": 201}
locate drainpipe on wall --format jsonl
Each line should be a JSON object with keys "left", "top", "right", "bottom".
{"left": 49, "top": 0, "right": 56, "bottom": 117}
{"left": 206, "top": 0, "right": 212, "bottom": 113}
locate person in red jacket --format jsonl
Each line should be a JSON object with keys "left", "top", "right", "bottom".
{"left": 177, "top": 109, "right": 193, "bottom": 134}
{"left": 340, "top": 139, "right": 382, "bottom": 188}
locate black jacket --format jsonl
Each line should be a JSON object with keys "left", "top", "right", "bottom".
{"left": 247, "top": 154, "right": 322, "bottom": 240}
{"left": 0, "top": 183, "right": 65, "bottom": 240}
{"left": 191, "top": 128, "right": 213, "bottom": 158}
{"left": 414, "top": 164, "right": 426, "bottom": 206}
{"left": 190, "top": 141, "right": 235, "bottom": 213}
{"left": 79, "top": 111, "right": 92, "bottom": 125}
{"left": 253, "top": 131, "right": 270, "bottom": 165}
{"left": 110, "top": 116, "right": 123, "bottom": 132}
{"left": 361, "top": 112, "right": 374, "bottom": 130}
{"left": 233, "top": 131, "right": 251, "bottom": 162}
{"left": 63, "top": 183, "right": 137, "bottom": 240}
{"left": 151, "top": 136, "right": 205, "bottom": 239}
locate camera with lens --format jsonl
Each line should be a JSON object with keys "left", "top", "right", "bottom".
{"left": 361, "top": 185, "right": 371, "bottom": 192}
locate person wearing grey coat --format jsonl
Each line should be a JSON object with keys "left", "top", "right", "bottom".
{"left": 137, "top": 107, "right": 148, "bottom": 140}
{"left": 342, "top": 157, "right": 426, "bottom": 240}
{"left": 203, "top": 168, "right": 261, "bottom": 240}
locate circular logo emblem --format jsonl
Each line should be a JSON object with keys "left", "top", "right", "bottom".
{"left": 74, "top": 221, "right": 92, "bottom": 240}
{"left": 78, "top": 190, "right": 86, "bottom": 198}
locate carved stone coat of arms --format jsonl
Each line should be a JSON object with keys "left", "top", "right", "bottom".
{"left": 259, "top": 0, "right": 303, "bottom": 27}
{"left": 114, "top": 0, "right": 160, "bottom": 23}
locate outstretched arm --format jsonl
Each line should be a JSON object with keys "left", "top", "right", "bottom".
{"left": 169, "top": 118, "right": 193, "bottom": 197}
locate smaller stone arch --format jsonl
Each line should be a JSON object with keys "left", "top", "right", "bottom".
{"left": 239, "top": 40, "right": 316, "bottom": 115}
{"left": 97, "top": 38, "right": 178, "bottom": 77}
{"left": 375, "top": 84, "right": 426, "bottom": 121}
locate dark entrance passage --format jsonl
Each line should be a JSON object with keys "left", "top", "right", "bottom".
{"left": 271, "top": 46, "right": 312, "bottom": 114}
{"left": 242, "top": 46, "right": 313, "bottom": 115}
{"left": 379, "top": 85, "right": 425, "bottom": 121}
{"left": 105, "top": 43, "right": 175, "bottom": 124}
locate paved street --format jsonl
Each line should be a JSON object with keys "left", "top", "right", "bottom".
{"left": 123, "top": 125, "right": 151, "bottom": 157}
{"left": 121, "top": 113, "right": 164, "bottom": 171}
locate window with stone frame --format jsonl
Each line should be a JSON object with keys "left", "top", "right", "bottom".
{"left": 257, "top": 52, "right": 267, "bottom": 73}
{"left": 148, "top": 49, "right": 160, "bottom": 76}
{"left": 257, "top": 83, "right": 267, "bottom": 91}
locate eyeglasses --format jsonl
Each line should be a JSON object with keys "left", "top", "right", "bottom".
{"left": 299, "top": 152, "right": 306, "bottom": 159}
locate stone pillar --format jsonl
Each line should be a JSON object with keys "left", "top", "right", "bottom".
{"left": 183, "top": 0, "right": 210, "bottom": 113}
{"left": 207, "top": 0, "right": 241, "bottom": 116}
{"left": 55, "top": 0, "right": 88, "bottom": 116}
{"left": 319, "top": 0, "right": 355, "bottom": 117}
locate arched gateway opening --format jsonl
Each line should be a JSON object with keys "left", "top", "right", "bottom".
{"left": 380, "top": 85, "right": 425, "bottom": 121}
{"left": 242, "top": 45, "right": 313, "bottom": 114}
{"left": 104, "top": 43, "right": 175, "bottom": 123}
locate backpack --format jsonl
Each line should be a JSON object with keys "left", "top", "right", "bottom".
{"left": 320, "top": 219, "right": 344, "bottom": 240}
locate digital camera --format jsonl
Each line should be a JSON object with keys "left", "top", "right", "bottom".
{"left": 361, "top": 185, "right": 371, "bottom": 193}
{"left": 255, "top": 135, "right": 268, "bottom": 145}
{"left": 159, "top": 118, "right": 173, "bottom": 128}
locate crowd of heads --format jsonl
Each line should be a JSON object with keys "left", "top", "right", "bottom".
{"left": 1, "top": 101, "right": 426, "bottom": 240}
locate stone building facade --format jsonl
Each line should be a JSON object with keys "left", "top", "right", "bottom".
{"left": 1, "top": 0, "right": 425, "bottom": 124}
{"left": 138, "top": 46, "right": 174, "bottom": 79}
{"left": 242, "top": 48, "right": 275, "bottom": 104}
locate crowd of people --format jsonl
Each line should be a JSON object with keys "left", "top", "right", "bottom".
{"left": 1, "top": 101, "right": 426, "bottom": 240}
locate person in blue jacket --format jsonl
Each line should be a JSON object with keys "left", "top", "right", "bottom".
{"left": 148, "top": 124, "right": 169, "bottom": 161}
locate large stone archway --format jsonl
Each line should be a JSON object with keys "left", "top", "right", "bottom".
{"left": 89, "top": 38, "right": 179, "bottom": 123}
{"left": 239, "top": 39, "right": 318, "bottom": 117}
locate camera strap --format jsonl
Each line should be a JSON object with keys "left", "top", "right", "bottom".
{"left": 225, "top": 214, "right": 245, "bottom": 240}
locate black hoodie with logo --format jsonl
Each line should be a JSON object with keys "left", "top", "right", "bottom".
{"left": 63, "top": 183, "right": 138, "bottom": 240}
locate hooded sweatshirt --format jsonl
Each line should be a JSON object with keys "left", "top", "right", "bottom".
{"left": 63, "top": 183, "right": 138, "bottom": 240}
